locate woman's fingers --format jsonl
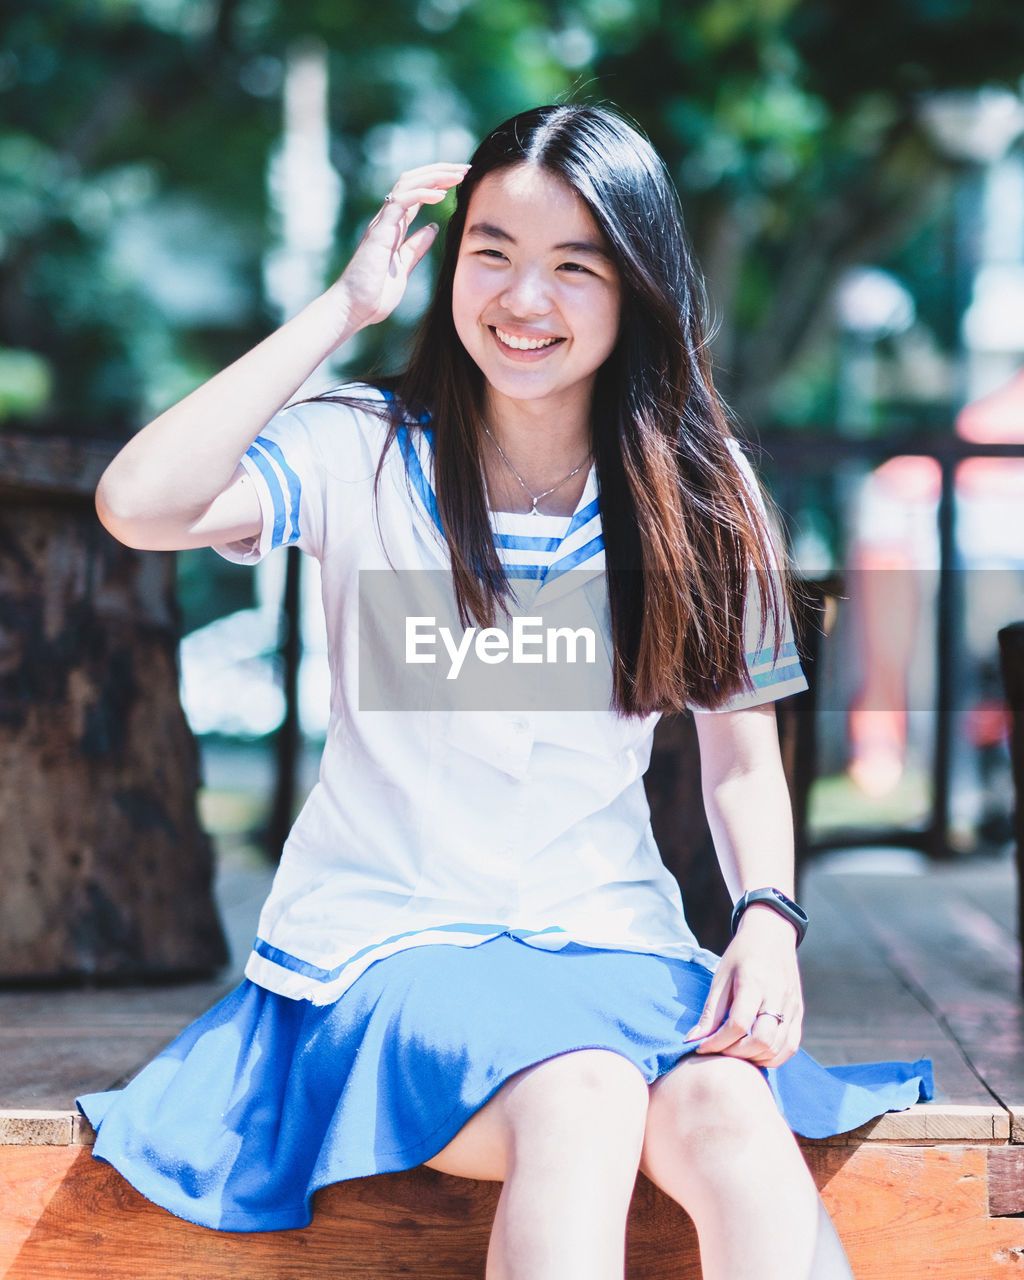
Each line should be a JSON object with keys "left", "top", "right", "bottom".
{"left": 685, "top": 906, "right": 804, "bottom": 1066}
{"left": 335, "top": 162, "right": 467, "bottom": 329}
{"left": 686, "top": 963, "right": 802, "bottom": 1065}
{"left": 684, "top": 972, "right": 732, "bottom": 1045}
{"left": 396, "top": 221, "right": 440, "bottom": 275}
{"left": 692, "top": 981, "right": 763, "bottom": 1056}
{"left": 377, "top": 163, "right": 471, "bottom": 213}
{"left": 730, "top": 1010, "right": 799, "bottom": 1068}
{"left": 700, "top": 997, "right": 803, "bottom": 1068}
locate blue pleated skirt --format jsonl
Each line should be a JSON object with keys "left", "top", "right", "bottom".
{"left": 78, "top": 934, "right": 933, "bottom": 1233}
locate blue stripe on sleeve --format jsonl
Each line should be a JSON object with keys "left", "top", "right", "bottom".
{"left": 750, "top": 661, "right": 806, "bottom": 690}
{"left": 747, "top": 639, "right": 799, "bottom": 668}
{"left": 245, "top": 441, "right": 288, "bottom": 550}
{"left": 252, "top": 434, "right": 302, "bottom": 546}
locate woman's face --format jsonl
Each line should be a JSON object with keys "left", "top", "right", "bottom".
{"left": 451, "top": 163, "right": 622, "bottom": 424}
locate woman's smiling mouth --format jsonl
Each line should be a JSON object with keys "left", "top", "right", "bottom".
{"left": 492, "top": 326, "right": 565, "bottom": 353}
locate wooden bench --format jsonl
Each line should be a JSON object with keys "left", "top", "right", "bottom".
{"left": 4, "top": 788, "right": 1022, "bottom": 1278}
{"left": 2, "top": 1103, "right": 1023, "bottom": 1279}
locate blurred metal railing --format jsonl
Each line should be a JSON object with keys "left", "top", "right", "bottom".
{"left": 762, "top": 432, "right": 1024, "bottom": 861}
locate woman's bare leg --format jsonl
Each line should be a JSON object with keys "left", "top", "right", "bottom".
{"left": 424, "top": 1048, "right": 649, "bottom": 1280}
{"left": 640, "top": 1055, "right": 854, "bottom": 1280}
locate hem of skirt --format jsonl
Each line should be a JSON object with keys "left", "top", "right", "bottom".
{"left": 247, "top": 934, "right": 721, "bottom": 1006}
{"left": 79, "top": 1035, "right": 932, "bottom": 1232}
{"left": 85, "top": 1147, "right": 316, "bottom": 1233}
{"left": 364, "top": 1040, "right": 670, "bottom": 1165}
{"left": 84, "top": 1041, "right": 671, "bottom": 1234}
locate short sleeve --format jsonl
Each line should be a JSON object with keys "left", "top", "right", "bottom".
{"left": 688, "top": 440, "right": 808, "bottom": 714}
{"left": 214, "top": 387, "right": 386, "bottom": 566}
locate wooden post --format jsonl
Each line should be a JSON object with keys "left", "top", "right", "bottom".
{"left": 646, "top": 576, "right": 831, "bottom": 953}
{"left": 646, "top": 711, "right": 731, "bottom": 953}
{"left": 266, "top": 544, "right": 302, "bottom": 861}
{"left": 997, "top": 621, "right": 1024, "bottom": 996}
{"left": 0, "top": 434, "right": 226, "bottom": 983}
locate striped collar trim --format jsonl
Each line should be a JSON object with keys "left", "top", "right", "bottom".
{"left": 396, "top": 423, "right": 605, "bottom": 585}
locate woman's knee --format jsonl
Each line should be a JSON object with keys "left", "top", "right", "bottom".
{"left": 642, "top": 1054, "right": 782, "bottom": 1165}
{"left": 505, "top": 1049, "right": 650, "bottom": 1147}
{"left": 425, "top": 1049, "right": 649, "bottom": 1182}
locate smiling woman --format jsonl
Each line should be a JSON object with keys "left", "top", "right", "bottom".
{"left": 451, "top": 164, "right": 621, "bottom": 459}
{"left": 81, "top": 104, "right": 930, "bottom": 1280}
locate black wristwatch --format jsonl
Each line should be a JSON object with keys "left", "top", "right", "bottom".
{"left": 730, "top": 887, "right": 809, "bottom": 947}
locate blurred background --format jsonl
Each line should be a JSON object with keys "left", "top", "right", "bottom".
{"left": 3, "top": 0, "right": 1024, "bottom": 942}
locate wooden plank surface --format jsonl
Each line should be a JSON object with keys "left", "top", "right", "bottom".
{"left": 0, "top": 1148, "right": 702, "bottom": 1280}
{"left": 0, "top": 855, "right": 269, "bottom": 1111}
{"left": 804, "top": 860, "right": 1024, "bottom": 1116}
{"left": 799, "top": 864, "right": 1000, "bottom": 1104}
{"left": 812, "top": 1104, "right": 1010, "bottom": 1144}
{"left": 805, "top": 1144, "right": 1024, "bottom": 1279}
{"left": 800, "top": 855, "right": 1023, "bottom": 1114}
{"left": 0, "top": 1114, "right": 76, "bottom": 1147}
{"left": 5, "top": 1141, "right": 1024, "bottom": 1280}
{"left": 4, "top": 1102, "right": 1006, "bottom": 1151}
{"left": 988, "top": 1147, "right": 1024, "bottom": 1217}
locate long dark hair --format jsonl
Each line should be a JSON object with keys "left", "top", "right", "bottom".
{"left": 358, "top": 103, "right": 787, "bottom": 715}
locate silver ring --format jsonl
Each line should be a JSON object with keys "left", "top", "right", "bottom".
{"left": 383, "top": 192, "right": 394, "bottom": 204}
{"left": 756, "top": 1010, "right": 785, "bottom": 1025}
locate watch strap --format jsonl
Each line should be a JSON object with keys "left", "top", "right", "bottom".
{"left": 730, "top": 887, "right": 809, "bottom": 946}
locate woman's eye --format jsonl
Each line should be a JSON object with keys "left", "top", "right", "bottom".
{"left": 559, "top": 261, "right": 592, "bottom": 275}
{"left": 477, "top": 249, "right": 507, "bottom": 261}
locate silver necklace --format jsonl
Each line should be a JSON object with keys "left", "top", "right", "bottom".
{"left": 483, "top": 425, "right": 590, "bottom": 516}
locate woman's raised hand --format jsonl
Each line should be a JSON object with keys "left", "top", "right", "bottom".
{"left": 94, "top": 163, "right": 468, "bottom": 553}
{"left": 333, "top": 163, "right": 471, "bottom": 333}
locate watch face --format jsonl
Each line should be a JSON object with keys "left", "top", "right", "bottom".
{"left": 731, "top": 888, "right": 808, "bottom": 944}
{"left": 769, "top": 889, "right": 808, "bottom": 921}
{"left": 771, "top": 888, "right": 798, "bottom": 909}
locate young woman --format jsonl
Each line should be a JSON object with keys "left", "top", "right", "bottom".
{"left": 80, "top": 104, "right": 930, "bottom": 1280}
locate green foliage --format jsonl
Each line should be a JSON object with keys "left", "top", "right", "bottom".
{"left": 1, "top": 0, "right": 1023, "bottom": 435}
{"left": 0, "top": 0, "right": 570, "bottom": 436}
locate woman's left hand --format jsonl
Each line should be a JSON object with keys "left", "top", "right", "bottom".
{"left": 684, "top": 905, "right": 804, "bottom": 1068}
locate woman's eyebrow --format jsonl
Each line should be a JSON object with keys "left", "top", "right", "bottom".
{"left": 465, "top": 221, "right": 515, "bottom": 243}
{"left": 554, "top": 239, "right": 611, "bottom": 259}
{"left": 464, "top": 221, "right": 610, "bottom": 258}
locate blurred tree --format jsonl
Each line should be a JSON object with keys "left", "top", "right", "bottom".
{"left": 586, "top": 0, "right": 1024, "bottom": 423}
{"left": 0, "top": 0, "right": 569, "bottom": 435}
{"left": 6, "top": 0, "right": 1022, "bottom": 433}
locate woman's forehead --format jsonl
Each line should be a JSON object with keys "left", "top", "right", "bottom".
{"left": 463, "top": 164, "right": 605, "bottom": 245}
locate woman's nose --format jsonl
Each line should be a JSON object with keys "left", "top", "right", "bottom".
{"left": 499, "top": 268, "right": 551, "bottom": 318}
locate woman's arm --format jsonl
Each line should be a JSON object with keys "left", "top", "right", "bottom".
{"left": 96, "top": 162, "right": 470, "bottom": 552}
{"left": 684, "top": 701, "right": 805, "bottom": 1068}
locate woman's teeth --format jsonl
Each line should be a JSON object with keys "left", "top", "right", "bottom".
{"left": 494, "top": 328, "right": 560, "bottom": 351}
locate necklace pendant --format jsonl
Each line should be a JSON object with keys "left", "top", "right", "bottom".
{"left": 530, "top": 501, "right": 541, "bottom": 516}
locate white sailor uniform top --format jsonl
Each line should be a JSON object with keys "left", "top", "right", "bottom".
{"left": 217, "top": 384, "right": 807, "bottom": 1006}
